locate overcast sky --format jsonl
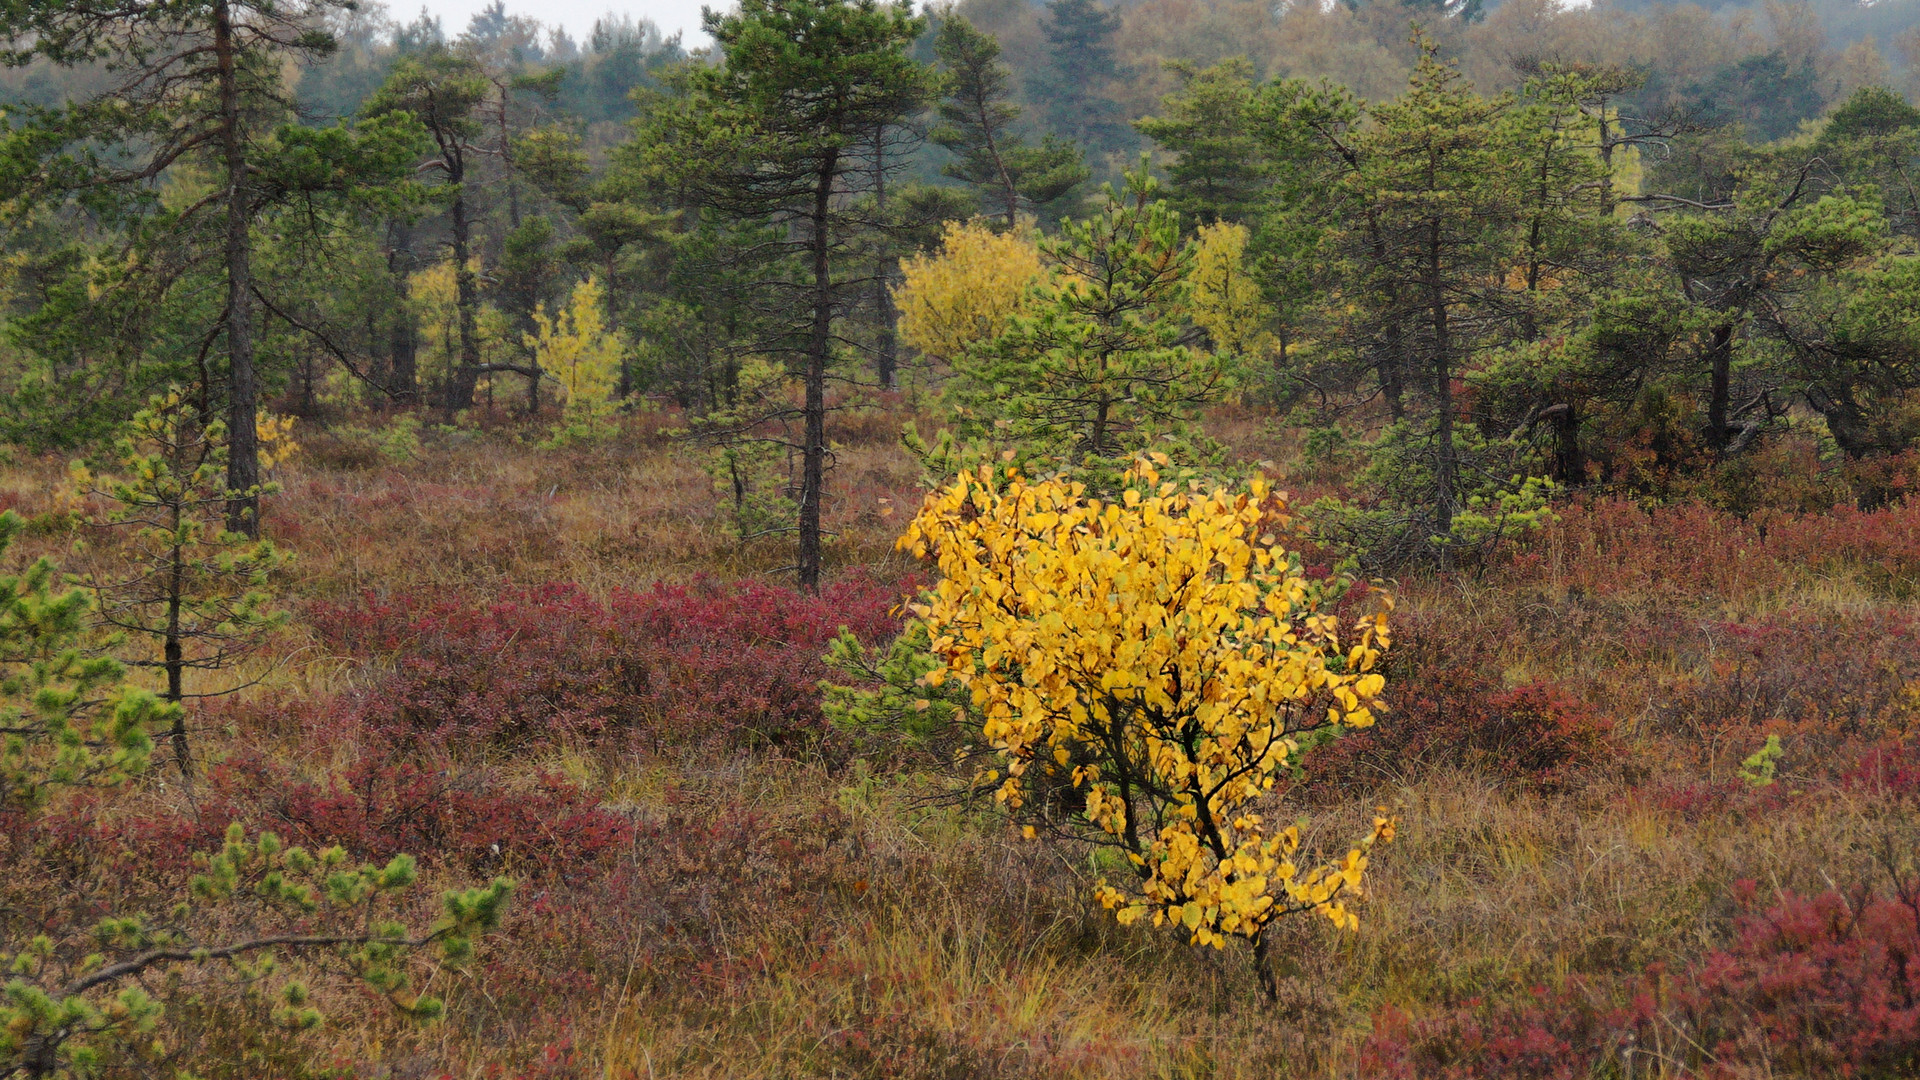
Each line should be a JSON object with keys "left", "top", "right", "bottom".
{"left": 414, "top": 0, "right": 716, "bottom": 48}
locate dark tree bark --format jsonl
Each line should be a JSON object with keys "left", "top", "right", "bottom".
{"left": 215, "top": 0, "right": 260, "bottom": 538}
{"left": 871, "top": 127, "right": 897, "bottom": 389}
{"left": 446, "top": 178, "right": 483, "bottom": 415}
{"left": 801, "top": 158, "right": 836, "bottom": 589}
{"left": 1706, "top": 322, "right": 1733, "bottom": 453}
{"left": 387, "top": 221, "right": 420, "bottom": 403}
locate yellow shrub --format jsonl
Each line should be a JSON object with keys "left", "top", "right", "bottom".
{"left": 901, "top": 459, "right": 1393, "bottom": 950}
{"left": 529, "top": 277, "right": 624, "bottom": 443}
{"left": 1187, "top": 220, "right": 1273, "bottom": 362}
{"left": 894, "top": 220, "right": 1045, "bottom": 365}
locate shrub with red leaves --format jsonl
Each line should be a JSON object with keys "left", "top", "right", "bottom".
{"left": 1502, "top": 495, "right": 1920, "bottom": 603}
{"left": 309, "top": 575, "right": 906, "bottom": 752}
{"left": 1307, "top": 664, "right": 1615, "bottom": 793}
{"left": 1362, "top": 987, "right": 1619, "bottom": 1080}
{"left": 1655, "top": 609, "right": 1920, "bottom": 742}
{"left": 1844, "top": 742, "right": 1920, "bottom": 801}
{"left": 1653, "top": 881, "right": 1920, "bottom": 1079}
{"left": 9, "top": 753, "right": 631, "bottom": 888}
{"left": 198, "top": 754, "right": 631, "bottom": 883}
{"left": 1370, "top": 881, "right": 1920, "bottom": 1080}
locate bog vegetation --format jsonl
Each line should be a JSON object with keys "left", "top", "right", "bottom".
{"left": 2, "top": 0, "right": 1920, "bottom": 1075}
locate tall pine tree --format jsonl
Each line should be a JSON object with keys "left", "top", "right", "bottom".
{"left": 1135, "top": 59, "right": 1268, "bottom": 225}
{"left": 930, "top": 16, "right": 1087, "bottom": 228}
{"left": 1028, "top": 0, "right": 1133, "bottom": 161}
{"left": 0, "top": 0, "right": 420, "bottom": 535}
{"left": 638, "top": 0, "right": 932, "bottom": 588}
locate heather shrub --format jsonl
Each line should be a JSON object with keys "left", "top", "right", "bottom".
{"left": 1308, "top": 661, "right": 1615, "bottom": 794}
{"left": 460, "top": 791, "right": 862, "bottom": 1055}
{"left": 1362, "top": 986, "right": 1617, "bottom": 1080}
{"left": 200, "top": 753, "right": 631, "bottom": 884}
{"left": 310, "top": 575, "right": 905, "bottom": 752}
{"left": 1647, "top": 880, "right": 1920, "bottom": 1079}
{"left": 1505, "top": 496, "right": 1920, "bottom": 603}
{"left": 1653, "top": 608, "right": 1920, "bottom": 746}
{"left": 1367, "top": 876, "right": 1920, "bottom": 1080}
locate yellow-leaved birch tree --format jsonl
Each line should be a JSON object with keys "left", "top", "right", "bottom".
{"left": 530, "top": 277, "right": 625, "bottom": 444}
{"left": 900, "top": 458, "right": 1394, "bottom": 993}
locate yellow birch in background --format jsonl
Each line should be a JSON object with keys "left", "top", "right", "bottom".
{"left": 895, "top": 220, "right": 1045, "bottom": 365}
{"left": 530, "top": 277, "right": 624, "bottom": 444}
{"left": 1187, "top": 221, "right": 1274, "bottom": 363}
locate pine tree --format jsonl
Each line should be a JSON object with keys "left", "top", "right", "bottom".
{"left": 362, "top": 49, "right": 495, "bottom": 415}
{"left": 1341, "top": 46, "right": 1512, "bottom": 554}
{"left": 73, "top": 390, "right": 288, "bottom": 776}
{"left": 930, "top": 16, "right": 1088, "bottom": 227}
{"left": 0, "top": 0, "right": 411, "bottom": 537}
{"left": 0, "top": 513, "right": 174, "bottom": 812}
{"left": 1258, "top": 41, "right": 1518, "bottom": 562}
{"left": 1135, "top": 59, "right": 1268, "bottom": 224}
{"left": 953, "top": 168, "right": 1231, "bottom": 469}
{"left": 637, "top": 0, "right": 933, "bottom": 588}
{"left": 1028, "top": 0, "right": 1134, "bottom": 160}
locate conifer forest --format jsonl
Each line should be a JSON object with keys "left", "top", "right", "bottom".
{"left": 6, "top": 0, "right": 1920, "bottom": 1074}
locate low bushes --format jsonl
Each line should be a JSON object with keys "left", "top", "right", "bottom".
{"left": 1667, "top": 881, "right": 1920, "bottom": 1078}
{"left": 1656, "top": 608, "right": 1920, "bottom": 743}
{"left": 309, "top": 575, "right": 906, "bottom": 752}
{"left": 203, "top": 754, "right": 631, "bottom": 883}
{"left": 1363, "top": 986, "right": 1615, "bottom": 1080}
{"left": 1365, "top": 877, "right": 1920, "bottom": 1080}
{"left": 1306, "top": 659, "right": 1617, "bottom": 794}
{"left": 1501, "top": 495, "right": 1920, "bottom": 603}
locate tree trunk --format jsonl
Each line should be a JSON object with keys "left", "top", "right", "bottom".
{"left": 388, "top": 222, "right": 419, "bottom": 403}
{"left": 166, "top": 515, "right": 190, "bottom": 779}
{"left": 447, "top": 177, "right": 482, "bottom": 416}
{"left": 609, "top": 253, "right": 633, "bottom": 399}
{"left": 1368, "top": 212, "right": 1406, "bottom": 422}
{"left": 800, "top": 159, "right": 836, "bottom": 590}
{"left": 1706, "top": 322, "right": 1733, "bottom": 453}
{"left": 872, "top": 127, "right": 897, "bottom": 389}
{"left": 983, "top": 97, "right": 1019, "bottom": 229}
{"left": 214, "top": 0, "right": 260, "bottom": 539}
{"left": 1379, "top": 318, "right": 1406, "bottom": 423}
{"left": 1553, "top": 404, "right": 1581, "bottom": 485}
{"left": 1429, "top": 222, "right": 1456, "bottom": 562}
{"left": 1596, "top": 101, "right": 1617, "bottom": 218}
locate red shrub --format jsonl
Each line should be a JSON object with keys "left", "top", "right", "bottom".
{"left": 1362, "top": 877, "right": 1920, "bottom": 1080}
{"left": 1843, "top": 742, "right": 1920, "bottom": 801}
{"left": 1644, "top": 608, "right": 1920, "bottom": 760}
{"left": 1648, "top": 882, "right": 1920, "bottom": 1078}
{"left": 1307, "top": 661, "right": 1616, "bottom": 793}
{"left": 1362, "top": 987, "right": 1618, "bottom": 1080}
{"left": 458, "top": 794, "right": 859, "bottom": 1050}
{"left": 1502, "top": 495, "right": 1920, "bottom": 603}
{"left": 1639, "top": 778, "right": 1804, "bottom": 823}
{"left": 308, "top": 574, "right": 907, "bottom": 752}
{"left": 13, "top": 754, "right": 631, "bottom": 889}
{"left": 199, "top": 754, "right": 631, "bottom": 883}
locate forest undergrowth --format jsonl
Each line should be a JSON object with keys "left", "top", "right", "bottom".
{"left": 4, "top": 399, "right": 1919, "bottom": 1080}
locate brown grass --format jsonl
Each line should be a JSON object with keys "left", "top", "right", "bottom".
{"left": 8, "top": 404, "right": 1918, "bottom": 1079}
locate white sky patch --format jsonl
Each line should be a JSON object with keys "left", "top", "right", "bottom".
{"left": 411, "top": 0, "right": 720, "bottom": 49}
